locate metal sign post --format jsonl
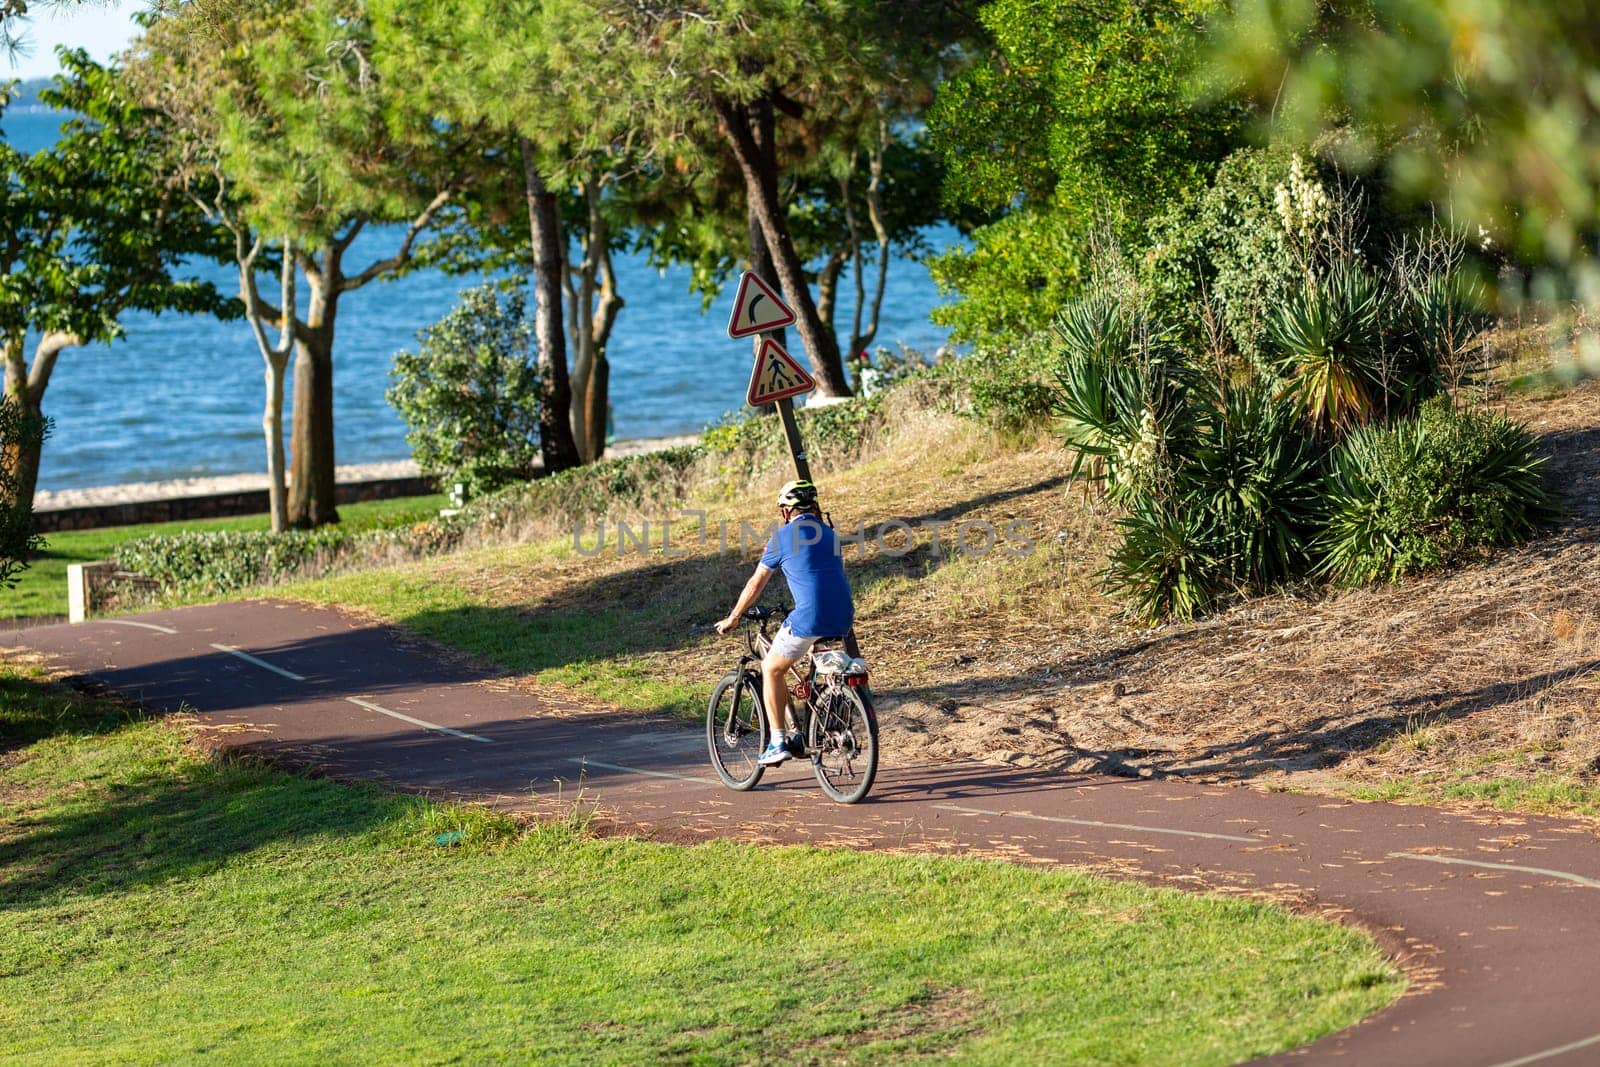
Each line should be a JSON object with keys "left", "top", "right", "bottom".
{"left": 730, "top": 272, "right": 815, "bottom": 480}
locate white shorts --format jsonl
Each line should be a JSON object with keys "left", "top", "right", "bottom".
{"left": 768, "top": 625, "right": 820, "bottom": 662}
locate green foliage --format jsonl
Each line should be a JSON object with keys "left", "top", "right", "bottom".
{"left": 928, "top": 0, "right": 1240, "bottom": 342}
{"left": 1049, "top": 289, "right": 1195, "bottom": 495}
{"left": 699, "top": 393, "right": 889, "bottom": 496}
{"left": 0, "top": 399, "right": 47, "bottom": 588}
{"left": 1181, "top": 381, "right": 1322, "bottom": 587}
{"left": 1141, "top": 146, "right": 1304, "bottom": 363}
{"left": 1046, "top": 244, "right": 1525, "bottom": 622}
{"left": 113, "top": 528, "right": 352, "bottom": 596}
{"left": 931, "top": 336, "right": 1058, "bottom": 433}
{"left": 1206, "top": 0, "right": 1600, "bottom": 305}
{"left": 1267, "top": 265, "right": 1386, "bottom": 434}
{"left": 387, "top": 283, "right": 542, "bottom": 498}
{"left": 1104, "top": 501, "right": 1224, "bottom": 623}
{"left": 1395, "top": 265, "right": 1492, "bottom": 392}
{"left": 0, "top": 53, "right": 234, "bottom": 350}
{"left": 1319, "top": 398, "right": 1560, "bottom": 585}
{"left": 928, "top": 207, "right": 1092, "bottom": 343}
{"left": 1083, "top": 377, "right": 1321, "bottom": 623}
{"left": 465, "top": 445, "right": 709, "bottom": 529}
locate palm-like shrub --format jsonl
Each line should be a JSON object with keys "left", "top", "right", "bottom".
{"left": 1267, "top": 265, "right": 1385, "bottom": 434}
{"left": 1104, "top": 502, "right": 1224, "bottom": 623}
{"left": 1052, "top": 292, "right": 1192, "bottom": 500}
{"left": 1396, "top": 270, "right": 1490, "bottom": 392}
{"left": 1318, "top": 398, "right": 1560, "bottom": 584}
{"left": 1180, "top": 382, "right": 1322, "bottom": 588}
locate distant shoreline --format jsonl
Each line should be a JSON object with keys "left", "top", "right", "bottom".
{"left": 34, "top": 433, "right": 701, "bottom": 514}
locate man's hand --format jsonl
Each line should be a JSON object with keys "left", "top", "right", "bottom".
{"left": 714, "top": 615, "right": 738, "bottom": 635}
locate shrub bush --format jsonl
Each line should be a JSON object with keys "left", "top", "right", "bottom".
{"left": 114, "top": 527, "right": 352, "bottom": 595}
{"left": 1141, "top": 146, "right": 1305, "bottom": 364}
{"left": 1266, "top": 264, "right": 1386, "bottom": 434}
{"left": 1104, "top": 501, "right": 1225, "bottom": 623}
{"left": 1050, "top": 292, "right": 1194, "bottom": 500}
{"left": 0, "top": 399, "right": 47, "bottom": 588}
{"left": 387, "top": 282, "right": 542, "bottom": 498}
{"left": 1318, "top": 398, "right": 1560, "bottom": 584}
{"left": 1178, "top": 381, "right": 1323, "bottom": 588}
{"left": 946, "top": 335, "right": 1061, "bottom": 433}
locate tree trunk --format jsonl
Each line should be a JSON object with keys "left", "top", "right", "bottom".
{"left": 2, "top": 331, "right": 78, "bottom": 517}
{"left": 746, "top": 99, "right": 788, "bottom": 354}
{"left": 717, "top": 95, "right": 851, "bottom": 397}
{"left": 852, "top": 121, "right": 892, "bottom": 360}
{"left": 521, "top": 138, "right": 582, "bottom": 475}
{"left": 581, "top": 176, "right": 623, "bottom": 462}
{"left": 263, "top": 355, "right": 289, "bottom": 533}
{"left": 816, "top": 248, "right": 849, "bottom": 345}
{"left": 287, "top": 274, "right": 339, "bottom": 528}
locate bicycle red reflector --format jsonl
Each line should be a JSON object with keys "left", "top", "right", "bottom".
{"left": 845, "top": 676, "right": 869, "bottom": 687}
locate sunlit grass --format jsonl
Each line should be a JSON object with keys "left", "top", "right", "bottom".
{"left": 0, "top": 669, "right": 1401, "bottom": 1064}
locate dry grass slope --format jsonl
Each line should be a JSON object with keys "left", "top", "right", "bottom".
{"left": 292, "top": 362, "right": 1600, "bottom": 817}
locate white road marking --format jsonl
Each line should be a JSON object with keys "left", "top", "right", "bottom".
{"left": 210, "top": 643, "right": 306, "bottom": 681}
{"left": 569, "top": 757, "right": 719, "bottom": 786}
{"left": 1490, "top": 1030, "right": 1600, "bottom": 1067}
{"left": 1390, "top": 852, "right": 1600, "bottom": 890}
{"left": 346, "top": 697, "right": 492, "bottom": 744}
{"left": 96, "top": 619, "right": 179, "bottom": 634}
{"left": 932, "top": 803, "right": 1261, "bottom": 844}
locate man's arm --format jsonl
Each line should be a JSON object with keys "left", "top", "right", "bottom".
{"left": 715, "top": 565, "right": 774, "bottom": 634}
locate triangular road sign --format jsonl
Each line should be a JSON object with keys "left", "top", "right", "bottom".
{"left": 727, "top": 271, "right": 796, "bottom": 339}
{"left": 746, "top": 336, "right": 816, "bottom": 407}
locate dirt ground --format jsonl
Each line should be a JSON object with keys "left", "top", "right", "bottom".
{"left": 882, "top": 378, "right": 1600, "bottom": 802}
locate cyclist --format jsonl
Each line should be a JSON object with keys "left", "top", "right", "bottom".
{"left": 715, "top": 479, "right": 855, "bottom": 766}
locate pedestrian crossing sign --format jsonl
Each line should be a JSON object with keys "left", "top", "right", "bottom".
{"left": 746, "top": 336, "right": 816, "bottom": 407}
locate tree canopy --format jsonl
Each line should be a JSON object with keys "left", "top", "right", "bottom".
{"left": 1207, "top": 0, "right": 1600, "bottom": 309}
{"left": 927, "top": 0, "right": 1241, "bottom": 341}
{"left": 0, "top": 50, "right": 234, "bottom": 512}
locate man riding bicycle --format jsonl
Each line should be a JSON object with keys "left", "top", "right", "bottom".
{"left": 715, "top": 479, "right": 855, "bottom": 767}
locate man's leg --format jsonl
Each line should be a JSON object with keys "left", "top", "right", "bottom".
{"left": 761, "top": 649, "right": 796, "bottom": 740}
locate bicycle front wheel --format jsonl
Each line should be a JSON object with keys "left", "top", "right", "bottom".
{"left": 808, "top": 685, "right": 878, "bottom": 803}
{"left": 707, "top": 670, "right": 767, "bottom": 790}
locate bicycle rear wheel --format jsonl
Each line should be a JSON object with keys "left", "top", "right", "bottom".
{"left": 808, "top": 685, "right": 878, "bottom": 803}
{"left": 707, "top": 670, "right": 767, "bottom": 790}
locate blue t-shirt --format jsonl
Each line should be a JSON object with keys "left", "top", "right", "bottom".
{"left": 760, "top": 516, "right": 854, "bottom": 638}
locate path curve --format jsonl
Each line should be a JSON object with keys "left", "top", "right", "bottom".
{"left": 6, "top": 599, "right": 1600, "bottom": 1066}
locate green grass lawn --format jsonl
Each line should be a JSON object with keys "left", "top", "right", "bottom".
{"left": 2, "top": 494, "right": 446, "bottom": 621}
{"left": 0, "top": 668, "right": 1402, "bottom": 1064}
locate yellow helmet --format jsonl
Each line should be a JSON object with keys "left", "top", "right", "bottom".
{"left": 776, "top": 479, "right": 819, "bottom": 508}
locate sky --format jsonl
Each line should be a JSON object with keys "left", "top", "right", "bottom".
{"left": 8, "top": 2, "right": 140, "bottom": 80}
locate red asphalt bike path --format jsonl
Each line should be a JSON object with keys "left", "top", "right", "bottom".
{"left": 6, "top": 599, "right": 1600, "bottom": 1066}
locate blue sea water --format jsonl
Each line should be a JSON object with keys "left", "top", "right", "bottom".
{"left": 9, "top": 101, "right": 956, "bottom": 492}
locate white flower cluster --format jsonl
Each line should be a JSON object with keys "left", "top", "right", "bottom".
{"left": 1273, "top": 155, "right": 1331, "bottom": 240}
{"left": 1478, "top": 225, "right": 1494, "bottom": 252}
{"left": 1112, "top": 408, "right": 1160, "bottom": 488}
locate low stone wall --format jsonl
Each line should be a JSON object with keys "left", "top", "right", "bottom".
{"left": 34, "top": 475, "right": 437, "bottom": 533}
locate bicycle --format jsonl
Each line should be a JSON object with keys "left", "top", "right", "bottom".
{"left": 706, "top": 605, "right": 879, "bottom": 804}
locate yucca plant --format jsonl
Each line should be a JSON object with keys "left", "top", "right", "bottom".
{"left": 1180, "top": 380, "right": 1323, "bottom": 588}
{"left": 1396, "top": 269, "right": 1490, "bottom": 395}
{"left": 1051, "top": 291, "right": 1192, "bottom": 494}
{"left": 1104, "top": 502, "right": 1224, "bottom": 623}
{"left": 1317, "top": 397, "right": 1561, "bottom": 584}
{"left": 1267, "top": 265, "right": 1384, "bottom": 435}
